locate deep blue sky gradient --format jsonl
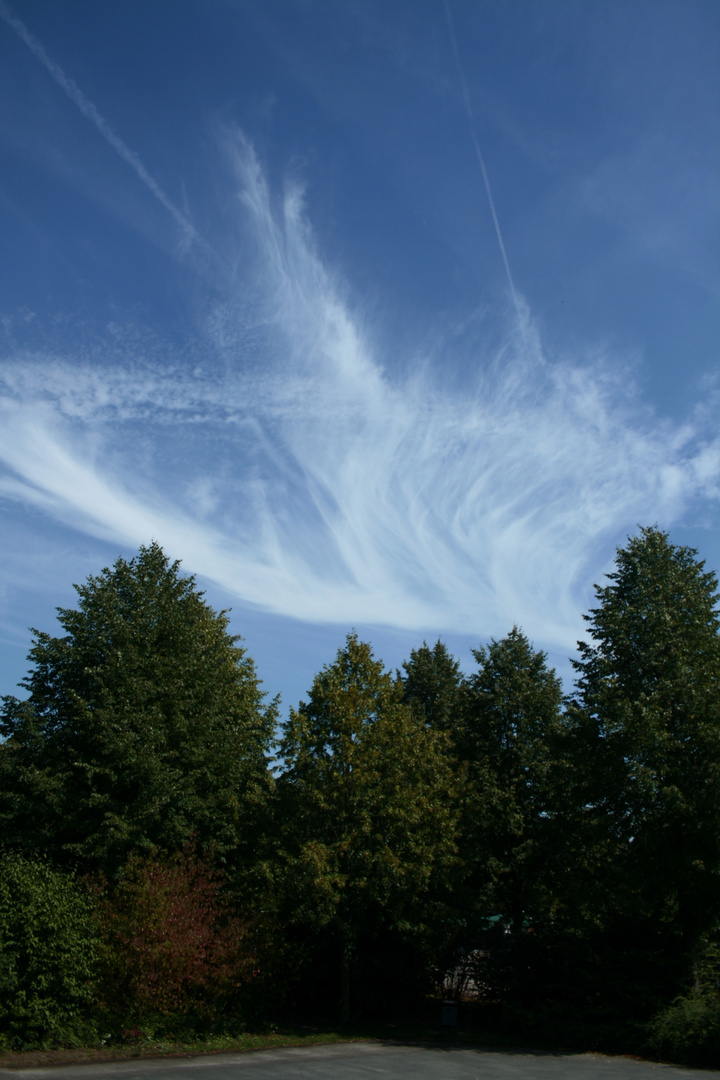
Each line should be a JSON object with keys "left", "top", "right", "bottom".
{"left": 1, "top": 0, "right": 718, "bottom": 711}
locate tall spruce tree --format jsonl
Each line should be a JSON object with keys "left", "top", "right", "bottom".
{"left": 570, "top": 527, "right": 720, "bottom": 984}
{"left": 462, "top": 627, "right": 565, "bottom": 933}
{"left": 0, "top": 543, "right": 276, "bottom": 878}
{"left": 401, "top": 639, "right": 467, "bottom": 735}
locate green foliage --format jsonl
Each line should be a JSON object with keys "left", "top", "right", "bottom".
{"left": 95, "top": 847, "right": 252, "bottom": 1034}
{"left": 401, "top": 639, "right": 466, "bottom": 734}
{"left": 569, "top": 527, "right": 720, "bottom": 944}
{"left": 461, "top": 628, "right": 565, "bottom": 927}
{"left": 279, "top": 633, "right": 458, "bottom": 927}
{"left": 0, "top": 529, "right": 718, "bottom": 1058}
{"left": 445, "top": 629, "right": 568, "bottom": 1007}
{"left": 645, "top": 927, "right": 720, "bottom": 1066}
{"left": 0, "top": 852, "right": 98, "bottom": 1049}
{"left": 646, "top": 992, "right": 720, "bottom": 1067}
{"left": 277, "top": 633, "right": 459, "bottom": 1019}
{"left": 0, "top": 543, "right": 277, "bottom": 878}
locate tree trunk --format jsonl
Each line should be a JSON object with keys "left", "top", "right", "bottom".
{"left": 340, "top": 929, "right": 351, "bottom": 1026}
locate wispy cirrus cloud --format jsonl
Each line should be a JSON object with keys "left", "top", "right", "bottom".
{"left": 0, "top": 134, "right": 718, "bottom": 650}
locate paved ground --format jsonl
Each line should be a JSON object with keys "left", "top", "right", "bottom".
{"left": 0, "top": 1042, "right": 715, "bottom": 1080}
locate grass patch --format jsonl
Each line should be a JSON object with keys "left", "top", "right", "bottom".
{"left": 0, "top": 1028, "right": 365, "bottom": 1070}
{"left": 1, "top": 1017, "right": 706, "bottom": 1070}
{"left": 0, "top": 1019, "right": 548, "bottom": 1071}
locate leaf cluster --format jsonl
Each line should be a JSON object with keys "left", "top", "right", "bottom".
{"left": 94, "top": 845, "right": 251, "bottom": 1029}
{"left": 276, "top": 634, "right": 459, "bottom": 934}
{"left": 0, "top": 542, "right": 276, "bottom": 878}
{"left": 0, "top": 852, "right": 99, "bottom": 1049}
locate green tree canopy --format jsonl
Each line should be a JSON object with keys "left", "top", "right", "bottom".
{"left": 569, "top": 526, "right": 720, "bottom": 957}
{"left": 401, "top": 638, "right": 467, "bottom": 735}
{"left": 276, "top": 633, "right": 459, "bottom": 1022}
{"left": 0, "top": 543, "right": 276, "bottom": 878}
{"left": 461, "top": 627, "right": 566, "bottom": 932}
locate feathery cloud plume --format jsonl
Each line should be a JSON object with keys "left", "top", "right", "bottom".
{"left": 0, "top": 134, "right": 717, "bottom": 650}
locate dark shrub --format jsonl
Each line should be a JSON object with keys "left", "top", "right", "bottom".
{"left": 646, "top": 992, "right": 720, "bottom": 1068}
{"left": 95, "top": 846, "right": 252, "bottom": 1035}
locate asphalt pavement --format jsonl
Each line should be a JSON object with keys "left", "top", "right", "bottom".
{"left": 0, "top": 1042, "right": 716, "bottom": 1080}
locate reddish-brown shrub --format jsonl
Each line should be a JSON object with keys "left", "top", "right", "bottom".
{"left": 96, "top": 846, "right": 252, "bottom": 1025}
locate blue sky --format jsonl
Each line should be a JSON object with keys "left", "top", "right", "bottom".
{"left": 1, "top": 0, "right": 718, "bottom": 712}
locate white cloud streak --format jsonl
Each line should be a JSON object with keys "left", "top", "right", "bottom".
{"left": 0, "top": 1, "right": 204, "bottom": 252}
{"left": 443, "top": 0, "right": 528, "bottom": 352}
{"left": 0, "top": 134, "right": 718, "bottom": 651}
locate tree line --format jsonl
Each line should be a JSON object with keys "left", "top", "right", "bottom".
{"left": 0, "top": 528, "right": 718, "bottom": 1064}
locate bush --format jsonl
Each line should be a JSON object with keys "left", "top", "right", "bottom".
{"left": 0, "top": 851, "right": 99, "bottom": 1049}
{"left": 95, "top": 846, "right": 253, "bottom": 1035}
{"left": 646, "top": 991, "right": 720, "bottom": 1068}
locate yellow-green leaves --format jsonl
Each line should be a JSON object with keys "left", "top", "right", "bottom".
{"left": 277, "top": 633, "right": 458, "bottom": 931}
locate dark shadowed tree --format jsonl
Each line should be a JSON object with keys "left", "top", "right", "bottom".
{"left": 461, "top": 627, "right": 566, "bottom": 938}
{"left": 276, "top": 633, "right": 459, "bottom": 1024}
{"left": 0, "top": 543, "right": 276, "bottom": 879}
{"left": 568, "top": 527, "right": 720, "bottom": 975}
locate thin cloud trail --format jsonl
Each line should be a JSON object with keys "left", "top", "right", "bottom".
{"left": 0, "top": 0, "right": 206, "bottom": 253}
{"left": 443, "top": 0, "right": 529, "bottom": 352}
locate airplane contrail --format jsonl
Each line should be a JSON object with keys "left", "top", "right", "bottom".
{"left": 443, "top": 0, "right": 528, "bottom": 348}
{"left": 0, "top": 1, "right": 204, "bottom": 251}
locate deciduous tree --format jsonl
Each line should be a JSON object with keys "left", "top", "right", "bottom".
{"left": 0, "top": 543, "right": 276, "bottom": 879}
{"left": 276, "top": 633, "right": 458, "bottom": 1023}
